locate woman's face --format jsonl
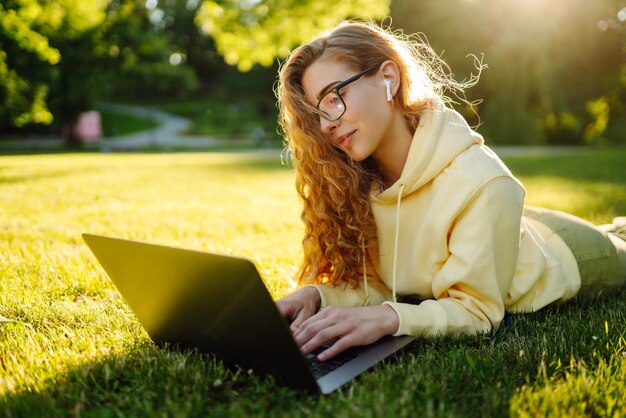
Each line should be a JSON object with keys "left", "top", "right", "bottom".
{"left": 301, "top": 57, "right": 395, "bottom": 161}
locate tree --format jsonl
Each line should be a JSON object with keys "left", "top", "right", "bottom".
{"left": 195, "top": 0, "right": 391, "bottom": 71}
{"left": 153, "top": 0, "right": 227, "bottom": 84}
{"left": 98, "top": 0, "right": 199, "bottom": 101}
{"left": 0, "top": 0, "right": 199, "bottom": 139}
{"left": 0, "top": 0, "right": 108, "bottom": 135}
{"left": 390, "top": 0, "right": 625, "bottom": 145}
{"left": 0, "top": 1, "right": 60, "bottom": 129}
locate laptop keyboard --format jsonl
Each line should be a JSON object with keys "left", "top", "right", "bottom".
{"left": 305, "top": 344, "right": 361, "bottom": 378}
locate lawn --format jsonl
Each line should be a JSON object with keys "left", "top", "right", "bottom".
{"left": 98, "top": 108, "right": 159, "bottom": 138}
{"left": 0, "top": 109, "right": 158, "bottom": 143}
{"left": 0, "top": 148, "right": 624, "bottom": 417}
{"left": 157, "top": 97, "right": 281, "bottom": 143}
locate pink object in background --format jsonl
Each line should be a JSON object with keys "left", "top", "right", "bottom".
{"left": 74, "top": 111, "right": 102, "bottom": 142}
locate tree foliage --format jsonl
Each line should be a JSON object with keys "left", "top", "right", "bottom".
{"left": 195, "top": 0, "right": 391, "bottom": 71}
{"left": 390, "top": 0, "right": 625, "bottom": 144}
{"left": 98, "top": 0, "right": 199, "bottom": 100}
{"left": 0, "top": 0, "right": 200, "bottom": 134}
{"left": 155, "top": 0, "right": 226, "bottom": 82}
{"left": 0, "top": 0, "right": 107, "bottom": 129}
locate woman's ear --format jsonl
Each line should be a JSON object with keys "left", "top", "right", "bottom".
{"left": 379, "top": 60, "right": 401, "bottom": 98}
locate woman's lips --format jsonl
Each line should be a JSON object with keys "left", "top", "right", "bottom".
{"left": 336, "top": 130, "right": 356, "bottom": 147}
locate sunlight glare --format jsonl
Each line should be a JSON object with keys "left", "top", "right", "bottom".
{"left": 145, "top": 0, "right": 157, "bottom": 10}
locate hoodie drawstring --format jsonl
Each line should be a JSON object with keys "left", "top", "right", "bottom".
{"left": 363, "top": 183, "right": 404, "bottom": 305}
{"left": 392, "top": 184, "right": 405, "bottom": 303}
{"left": 362, "top": 241, "right": 370, "bottom": 306}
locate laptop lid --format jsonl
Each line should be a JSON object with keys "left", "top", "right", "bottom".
{"left": 82, "top": 233, "right": 320, "bottom": 392}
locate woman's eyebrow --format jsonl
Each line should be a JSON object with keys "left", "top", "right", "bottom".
{"left": 317, "top": 81, "right": 341, "bottom": 100}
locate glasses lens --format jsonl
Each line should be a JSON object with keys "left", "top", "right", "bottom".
{"left": 318, "top": 91, "right": 345, "bottom": 121}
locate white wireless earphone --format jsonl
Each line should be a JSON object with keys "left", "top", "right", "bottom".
{"left": 384, "top": 79, "right": 392, "bottom": 102}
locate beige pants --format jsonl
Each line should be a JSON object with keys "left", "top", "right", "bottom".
{"left": 523, "top": 206, "right": 626, "bottom": 298}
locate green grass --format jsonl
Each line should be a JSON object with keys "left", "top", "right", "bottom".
{"left": 158, "top": 97, "right": 281, "bottom": 143}
{"left": 0, "top": 148, "right": 624, "bottom": 417}
{"left": 98, "top": 109, "right": 159, "bottom": 137}
{"left": 0, "top": 110, "right": 158, "bottom": 142}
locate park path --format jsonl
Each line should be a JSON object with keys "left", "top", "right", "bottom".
{"left": 96, "top": 103, "right": 223, "bottom": 150}
{"left": 0, "top": 103, "right": 587, "bottom": 156}
{"left": 0, "top": 103, "right": 255, "bottom": 152}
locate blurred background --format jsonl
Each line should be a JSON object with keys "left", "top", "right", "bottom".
{"left": 1, "top": 0, "right": 624, "bottom": 148}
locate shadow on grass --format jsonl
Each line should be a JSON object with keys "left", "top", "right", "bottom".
{"left": 0, "top": 342, "right": 310, "bottom": 418}
{"left": 0, "top": 150, "right": 291, "bottom": 186}
{"left": 1, "top": 295, "right": 623, "bottom": 417}
{"left": 0, "top": 141, "right": 285, "bottom": 157}
{"left": 0, "top": 168, "right": 97, "bottom": 185}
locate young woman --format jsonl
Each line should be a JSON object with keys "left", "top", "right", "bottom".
{"left": 274, "top": 21, "right": 626, "bottom": 362}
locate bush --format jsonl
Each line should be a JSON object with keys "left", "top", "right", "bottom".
{"left": 540, "top": 111, "right": 584, "bottom": 145}
{"left": 111, "top": 62, "right": 199, "bottom": 100}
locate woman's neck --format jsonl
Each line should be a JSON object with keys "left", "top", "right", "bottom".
{"left": 372, "top": 114, "right": 414, "bottom": 188}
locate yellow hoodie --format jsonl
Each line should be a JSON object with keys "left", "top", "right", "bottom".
{"left": 311, "top": 102, "right": 581, "bottom": 337}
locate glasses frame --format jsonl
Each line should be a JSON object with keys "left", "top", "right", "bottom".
{"left": 315, "top": 65, "right": 379, "bottom": 122}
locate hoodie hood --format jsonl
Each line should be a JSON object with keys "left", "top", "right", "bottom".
{"left": 371, "top": 101, "right": 483, "bottom": 203}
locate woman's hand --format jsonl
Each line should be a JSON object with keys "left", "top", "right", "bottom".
{"left": 276, "top": 286, "right": 321, "bottom": 332}
{"left": 293, "top": 305, "right": 400, "bottom": 361}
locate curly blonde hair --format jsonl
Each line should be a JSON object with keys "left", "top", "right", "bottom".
{"left": 277, "top": 21, "right": 477, "bottom": 288}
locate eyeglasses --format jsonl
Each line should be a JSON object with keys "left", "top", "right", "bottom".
{"left": 316, "top": 65, "right": 378, "bottom": 122}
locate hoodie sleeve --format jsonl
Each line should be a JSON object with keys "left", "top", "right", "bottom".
{"left": 384, "top": 177, "right": 524, "bottom": 336}
{"left": 304, "top": 274, "right": 393, "bottom": 309}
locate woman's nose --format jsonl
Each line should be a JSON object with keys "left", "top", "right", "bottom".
{"left": 320, "top": 116, "right": 337, "bottom": 133}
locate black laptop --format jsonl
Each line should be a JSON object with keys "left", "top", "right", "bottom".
{"left": 82, "top": 233, "right": 415, "bottom": 394}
